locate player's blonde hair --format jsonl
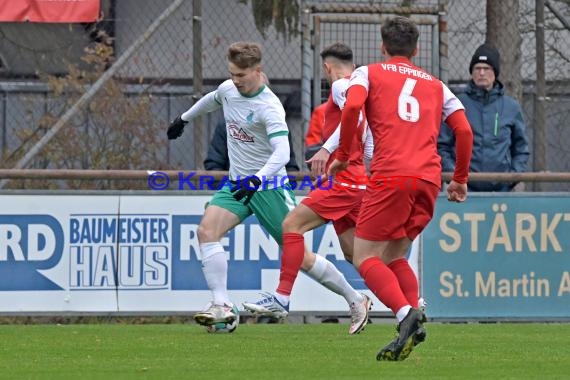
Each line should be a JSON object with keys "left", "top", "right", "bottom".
{"left": 227, "top": 42, "right": 262, "bottom": 69}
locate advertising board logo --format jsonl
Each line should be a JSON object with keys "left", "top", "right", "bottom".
{"left": 69, "top": 214, "right": 170, "bottom": 290}
{"left": 0, "top": 215, "right": 64, "bottom": 290}
{"left": 170, "top": 215, "right": 364, "bottom": 291}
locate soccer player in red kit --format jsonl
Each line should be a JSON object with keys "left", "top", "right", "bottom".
{"left": 329, "top": 17, "right": 473, "bottom": 361}
{"left": 243, "top": 43, "right": 374, "bottom": 334}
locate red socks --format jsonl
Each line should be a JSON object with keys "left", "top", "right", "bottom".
{"left": 359, "top": 257, "right": 409, "bottom": 314}
{"left": 277, "top": 232, "right": 305, "bottom": 296}
{"left": 388, "top": 258, "right": 419, "bottom": 308}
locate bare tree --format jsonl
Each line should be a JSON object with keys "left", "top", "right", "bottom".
{"left": 8, "top": 39, "right": 170, "bottom": 190}
{"left": 239, "top": 0, "right": 300, "bottom": 41}
{"left": 486, "top": 0, "right": 523, "bottom": 101}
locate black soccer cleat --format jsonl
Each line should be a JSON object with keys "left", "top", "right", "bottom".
{"left": 395, "top": 309, "right": 427, "bottom": 346}
{"left": 377, "top": 308, "right": 425, "bottom": 361}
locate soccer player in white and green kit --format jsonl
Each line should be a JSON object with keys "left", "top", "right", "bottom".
{"left": 167, "top": 42, "right": 369, "bottom": 330}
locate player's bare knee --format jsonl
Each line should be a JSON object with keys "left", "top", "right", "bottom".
{"left": 351, "top": 252, "right": 370, "bottom": 269}
{"left": 300, "top": 251, "right": 316, "bottom": 270}
{"left": 197, "top": 223, "right": 216, "bottom": 243}
{"left": 352, "top": 257, "right": 362, "bottom": 269}
{"left": 282, "top": 214, "right": 300, "bottom": 234}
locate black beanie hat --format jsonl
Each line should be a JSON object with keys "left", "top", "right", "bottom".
{"left": 469, "top": 44, "right": 500, "bottom": 78}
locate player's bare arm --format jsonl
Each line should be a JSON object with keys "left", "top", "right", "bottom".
{"left": 327, "top": 158, "right": 348, "bottom": 176}
{"left": 447, "top": 180, "right": 468, "bottom": 202}
{"left": 306, "top": 147, "right": 331, "bottom": 178}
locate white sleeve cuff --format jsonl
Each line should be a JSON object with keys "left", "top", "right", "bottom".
{"left": 363, "top": 127, "right": 374, "bottom": 160}
{"left": 322, "top": 125, "right": 340, "bottom": 153}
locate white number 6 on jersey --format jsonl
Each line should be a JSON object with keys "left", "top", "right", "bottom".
{"left": 398, "top": 78, "right": 420, "bottom": 122}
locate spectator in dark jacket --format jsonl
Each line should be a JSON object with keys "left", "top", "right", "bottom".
{"left": 438, "top": 43, "right": 529, "bottom": 191}
{"left": 203, "top": 121, "right": 230, "bottom": 171}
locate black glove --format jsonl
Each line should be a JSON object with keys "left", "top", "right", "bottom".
{"left": 167, "top": 115, "right": 187, "bottom": 140}
{"left": 231, "top": 176, "right": 262, "bottom": 205}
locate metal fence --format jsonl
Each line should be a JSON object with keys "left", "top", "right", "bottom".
{"left": 447, "top": 0, "right": 570, "bottom": 191}
{"left": 0, "top": 0, "right": 569, "bottom": 190}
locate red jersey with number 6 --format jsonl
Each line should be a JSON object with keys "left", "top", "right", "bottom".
{"left": 347, "top": 56, "right": 464, "bottom": 186}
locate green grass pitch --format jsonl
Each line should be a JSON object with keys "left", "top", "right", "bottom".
{"left": 0, "top": 322, "right": 569, "bottom": 379}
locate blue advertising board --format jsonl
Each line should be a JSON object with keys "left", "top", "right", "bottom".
{"left": 0, "top": 194, "right": 388, "bottom": 313}
{"left": 422, "top": 194, "right": 570, "bottom": 319}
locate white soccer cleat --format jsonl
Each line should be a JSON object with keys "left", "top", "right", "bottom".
{"left": 242, "top": 292, "right": 289, "bottom": 319}
{"left": 349, "top": 293, "right": 373, "bottom": 335}
{"left": 193, "top": 303, "right": 238, "bottom": 326}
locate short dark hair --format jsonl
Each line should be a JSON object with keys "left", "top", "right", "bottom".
{"left": 320, "top": 42, "right": 353, "bottom": 63}
{"left": 227, "top": 42, "right": 262, "bottom": 69}
{"left": 380, "top": 16, "right": 419, "bottom": 58}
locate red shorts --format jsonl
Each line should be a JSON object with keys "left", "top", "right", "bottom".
{"left": 301, "top": 185, "right": 364, "bottom": 235}
{"left": 355, "top": 179, "right": 440, "bottom": 241}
